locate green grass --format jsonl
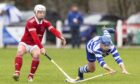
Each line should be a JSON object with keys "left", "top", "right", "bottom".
{"left": 0, "top": 48, "right": 140, "bottom": 84}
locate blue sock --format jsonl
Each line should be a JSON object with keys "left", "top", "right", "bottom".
{"left": 79, "top": 65, "right": 89, "bottom": 73}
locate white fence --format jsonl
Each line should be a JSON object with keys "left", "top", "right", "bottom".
{"left": 0, "top": 20, "right": 124, "bottom": 48}
{"left": 56, "top": 20, "right": 124, "bottom": 48}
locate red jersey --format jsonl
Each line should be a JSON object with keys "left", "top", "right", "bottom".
{"left": 21, "top": 16, "right": 62, "bottom": 49}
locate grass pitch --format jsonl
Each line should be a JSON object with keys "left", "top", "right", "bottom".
{"left": 0, "top": 47, "right": 140, "bottom": 84}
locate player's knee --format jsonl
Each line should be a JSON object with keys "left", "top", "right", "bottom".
{"left": 88, "top": 62, "right": 96, "bottom": 72}
{"left": 88, "top": 66, "right": 96, "bottom": 72}
{"left": 17, "top": 50, "right": 25, "bottom": 56}
{"left": 32, "top": 52, "right": 41, "bottom": 58}
{"left": 33, "top": 56, "right": 40, "bottom": 60}
{"left": 90, "top": 69, "right": 95, "bottom": 73}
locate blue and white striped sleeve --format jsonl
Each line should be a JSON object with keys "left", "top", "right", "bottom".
{"left": 95, "top": 51, "right": 107, "bottom": 67}
{"left": 110, "top": 46, "right": 123, "bottom": 65}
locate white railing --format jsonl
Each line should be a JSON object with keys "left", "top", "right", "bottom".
{"left": 116, "top": 20, "right": 123, "bottom": 48}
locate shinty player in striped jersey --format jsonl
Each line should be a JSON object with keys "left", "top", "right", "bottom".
{"left": 76, "top": 28, "right": 129, "bottom": 81}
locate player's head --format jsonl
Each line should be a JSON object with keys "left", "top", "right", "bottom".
{"left": 71, "top": 4, "right": 79, "bottom": 12}
{"left": 100, "top": 36, "right": 112, "bottom": 50}
{"left": 34, "top": 4, "right": 46, "bottom": 20}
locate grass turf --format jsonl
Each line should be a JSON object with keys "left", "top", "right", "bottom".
{"left": 0, "top": 48, "right": 140, "bottom": 84}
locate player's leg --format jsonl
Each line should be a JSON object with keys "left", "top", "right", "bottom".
{"left": 76, "top": 28, "right": 81, "bottom": 48}
{"left": 87, "top": 62, "right": 96, "bottom": 72}
{"left": 76, "top": 49, "right": 96, "bottom": 80}
{"left": 77, "top": 62, "right": 96, "bottom": 80}
{"left": 71, "top": 28, "right": 76, "bottom": 48}
{"left": 28, "top": 46, "right": 41, "bottom": 82}
{"left": 13, "top": 43, "right": 27, "bottom": 81}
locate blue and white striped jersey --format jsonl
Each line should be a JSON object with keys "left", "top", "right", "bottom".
{"left": 86, "top": 36, "right": 123, "bottom": 67}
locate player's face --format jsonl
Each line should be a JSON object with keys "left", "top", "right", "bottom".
{"left": 100, "top": 43, "right": 110, "bottom": 51}
{"left": 71, "top": 6, "right": 78, "bottom": 12}
{"left": 36, "top": 11, "right": 46, "bottom": 19}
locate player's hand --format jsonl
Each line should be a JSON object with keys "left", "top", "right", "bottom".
{"left": 108, "top": 69, "right": 116, "bottom": 75}
{"left": 105, "top": 68, "right": 116, "bottom": 74}
{"left": 122, "top": 70, "right": 129, "bottom": 74}
{"left": 119, "top": 63, "right": 129, "bottom": 74}
{"left": 61, "top": 37, "right": 66, "bottom": 48}
{"left": 40, "top": 48, "right": 46, "bottom": 55}
{"left": 104, "top": 65, "right": 116, "bottom": 75}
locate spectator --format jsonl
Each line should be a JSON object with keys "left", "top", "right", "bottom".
{"left": 67, "top": 4, "right": 83, "bottom": 48}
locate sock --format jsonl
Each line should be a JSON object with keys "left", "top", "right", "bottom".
{"left": 78, "top": 65, "right": 89, "bottom": 79}
{"left": 79, "top": 65, "right": 89, "bottom": 73}
{"left": 15, "top": 56, "right": 23, "bottom": 75}
{"left": 29, "top": 59, "right": 40, "bottom": 78}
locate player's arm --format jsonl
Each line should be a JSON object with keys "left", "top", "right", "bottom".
{"left": 95, "top": 52, "right": 115, "bottom": 73}
{"left": 110, "top": 46, "right": 129, "bottom": 74}
{"left": 46, "top": 21, "right": 66, "bottom": 47}
{"left": 27, "top": 22, "right": 44, "bottom": 49}
{"left": 78, "top": 13, "right": 83, "bottom": 24}
{"left": 29, "top": 29, "right": 43, "bottom": 48}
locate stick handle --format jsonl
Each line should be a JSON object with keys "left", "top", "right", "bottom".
{"left": 44, "top": 53, "right": 71, "bottom": 79}
{"left": 45, "top": 53, "right": 52, "bottom": 60}
{"left": 75, "top": 71, "right": 116, "bottom": 83}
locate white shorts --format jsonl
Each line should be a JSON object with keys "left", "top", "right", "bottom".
{"left": 18, "top": 42, "right": 39, "bottom": 53}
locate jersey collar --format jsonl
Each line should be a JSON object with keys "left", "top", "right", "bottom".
{"left": 34, "top": 16, "right": 43, "bottom": 24}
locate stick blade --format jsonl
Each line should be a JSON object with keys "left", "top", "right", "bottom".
{"left": 65, "top": 78, "right": 76, "bottom": 83}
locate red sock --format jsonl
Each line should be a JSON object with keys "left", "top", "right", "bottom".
{"left": 29, "top": 59, "right": 40, "bottom": 78}
{"left": 15, "top": 56, "right": 23, "bottom": 75}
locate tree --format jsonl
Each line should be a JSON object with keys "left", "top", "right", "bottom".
{"left": 107, "top": 0, "right": 140, "bottom": 18}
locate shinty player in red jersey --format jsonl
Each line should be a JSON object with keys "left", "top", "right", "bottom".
{"left": 13, "top": 4, "right": 66, "bottom": 82}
